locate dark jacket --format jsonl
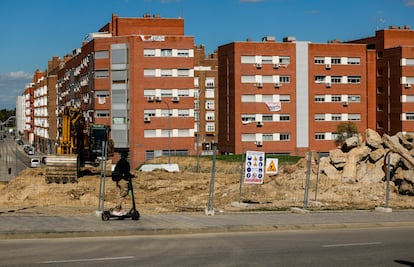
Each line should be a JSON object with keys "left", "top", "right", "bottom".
{"left": 113, "top": 158, "right": 131, "bottom": 181}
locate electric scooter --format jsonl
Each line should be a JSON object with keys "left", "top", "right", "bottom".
{"left": 102, "top": 176, "right": 140, "bottom": 221}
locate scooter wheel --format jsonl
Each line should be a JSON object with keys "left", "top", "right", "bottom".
{"left": 131, "top": 210, "right": 140, "bottom": 220}
{"left": 102, "top": 211, "right": 110, "bottom": 221}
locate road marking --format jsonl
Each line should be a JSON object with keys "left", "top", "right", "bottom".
{"left": 40, "top": 256, "right": 135, "bottom": 264}
{"left": 322, "top": 242, "right": 382, "bottom": 248}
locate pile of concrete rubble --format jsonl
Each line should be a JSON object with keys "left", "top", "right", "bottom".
{"left": 319, "top": 128, "right": 414, "bottom": 196}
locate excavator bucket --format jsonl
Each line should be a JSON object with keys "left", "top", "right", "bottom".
{"left": 45, "top": 154, "right": 79, "bottom": 183}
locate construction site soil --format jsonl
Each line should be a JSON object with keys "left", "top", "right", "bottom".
{"left": 1, "top": 156, "right": 413, "bottom": 217}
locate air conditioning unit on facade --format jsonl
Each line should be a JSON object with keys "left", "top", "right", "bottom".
{"left": 172, "top": 96, "right": 180, "bottom": 102}
{"left": 325, "top": 63, "right": 331, "bottom": 69}
{"left": 256, "top": 63, "right": 262, "bottom": 69}
{"left": 255, "top": 140, "right": 263, "bottom": 146}
{"left": 326, "top": 82, "right": 331, "bottom": 88}
{"left": 343, "top": 101, "right": 348, "bottom": 106}
{"left": 274, "top": 82, "right": 281, "bottom": 88}
{"left": 147, "top": 96, "right": 155, "bottom": 102}
{"left": 144, "top": 116, "right": 151, "bottom": 123}
{"left": 405, "top": 83, "right": 411, "bottom": 89}
{"left": 273, "top": 63, "right": 280, "bottom": 69}
{"left": 256, "top": 121, "right": 263, "bottom": 127}
{"left": 155, "top": 96, "right": 162, "bottom": 102}
{"left": 257, "top": 83, "right": 263, "bottom": 88}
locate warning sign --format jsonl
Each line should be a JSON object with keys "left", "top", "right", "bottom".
{"left": 265, "top": 158, "right": 278, "bottom": 175}
{"left": 244, "top": 151, "right": 265, "bottom": 184}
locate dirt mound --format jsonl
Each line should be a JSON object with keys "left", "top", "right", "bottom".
{"left": 0, "top": 156, "right": 413, "bottom": 216}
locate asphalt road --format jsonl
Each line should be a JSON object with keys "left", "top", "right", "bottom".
{"left": 0, "top": 135, "right": 31, "bottom": 181}
{"left": 1, "top": 226, "right": 413, "bottom": 266}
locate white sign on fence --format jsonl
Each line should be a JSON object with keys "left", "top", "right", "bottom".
{"left": 244, "top": 151, "right": 265, "bottom": 184}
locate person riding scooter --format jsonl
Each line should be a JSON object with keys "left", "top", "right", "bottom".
{"left": 111, "top": 152, "right": 133, "bottom": 216}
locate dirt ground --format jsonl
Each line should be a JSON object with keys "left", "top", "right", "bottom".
{"left": 1, "top": 156, "right": 413, "bottom": 216}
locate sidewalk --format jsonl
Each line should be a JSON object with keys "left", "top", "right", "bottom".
{"left": 1, "top": 209, "right": 414, "bottom": 239}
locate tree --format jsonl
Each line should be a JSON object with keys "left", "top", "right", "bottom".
{"left": 334, "top": 122, "right": 358, "bottom": 147}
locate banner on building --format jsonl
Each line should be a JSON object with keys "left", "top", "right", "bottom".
{"left": 265, "top": 158, "right": 278, "bottom": 175}
{"left": 244, "top": 151, "right": 265, "bottom": 184}
{"left": 265, "top": 102, "right": 281, "bottom": 112}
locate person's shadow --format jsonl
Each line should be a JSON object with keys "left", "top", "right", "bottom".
{"left": 395, "top": 260, "right": 414, "bottom": 266}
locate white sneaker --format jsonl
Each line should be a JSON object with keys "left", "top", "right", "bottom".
{"left": 111, "top": 210, "right": 123, "bottom": 216}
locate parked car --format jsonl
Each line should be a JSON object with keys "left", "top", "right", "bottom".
{"left": 27, "top": 148, "right": 35, "bottom": 155}
{"left": 30, "top": 158, "right": 40, "bottom": 168}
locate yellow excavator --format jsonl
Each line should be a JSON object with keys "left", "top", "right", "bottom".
{"left": 45, "top": 107, "right": 113, "bottom": 183}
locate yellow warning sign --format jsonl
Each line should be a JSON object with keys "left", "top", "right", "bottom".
{"left": 265, "top": 158, "right": 278, "bottom": 174}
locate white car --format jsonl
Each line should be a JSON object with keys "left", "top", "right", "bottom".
{"left": 30, "top": 158, "right": 40, "bottom": 168}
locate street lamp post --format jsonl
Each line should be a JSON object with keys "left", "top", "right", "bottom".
{"left": 157, "top": 98, "right": 173, "bottom": 164}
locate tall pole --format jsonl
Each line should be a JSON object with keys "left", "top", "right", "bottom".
{"left": 160, "top": 99, "right": 171, "bottom": 165}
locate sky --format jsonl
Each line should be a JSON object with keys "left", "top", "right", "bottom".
{"left": 0, "top": 0, "right": 414, "bottom": 110}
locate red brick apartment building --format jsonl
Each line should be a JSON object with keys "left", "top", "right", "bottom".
{"left": 218, "top": 26, "right": 414, "bottom": 156}
{"left": 56, "top": 14, "right": 195, "bottom": 168}
{"left": 349, "top": 26, "right": 414, "bottom": 136}
{"left": 194, "top": 45, "right": 218, "bottom": 155}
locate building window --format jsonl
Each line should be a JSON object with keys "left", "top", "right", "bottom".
{"left": 144, "top": 110, "right": 156, "bottom": 117}
{"left": 161, "top": 69, "right": 173, "bottom": 77}
{"left": 144, "top": 69, "right": 156, "bottom": 77}
{"left": 331, "top": 58, "right": 341, "bottom": 64}
{"left": 262, "top": 115, "right": 273, "bottom": 121}
{"left": 241, "top": 95, "right": 256, "bottom": 103}
{"left": 315, "top": 76, "right": 326, "bottom": 83}
{"left": 241, "top": 56, "right": 256, "bottom": 64}
{"left": 178, "top": 90, "right": 190, "bottom": 97}
{"left": 279, "top": 56, "right": 290, "bottom": 64}
{"left": 348, "top": 57, "right": 360, "bottom": 65}
{"left": 95, "top": 70, "right": 109, "bottom": 78}
{"left": 241, "top": 114, "right": 256, "bottom": 122}
{"left": 95, "top": 110, "right": 110, "bottom": 118}
{"left": 331, "top": 76, "right": 342, "bottom": 83}
{"left": 111, "top": 70, "right": 128, "bottom": 84}
{"left": 177, "top": 49, "right": 189, "bottom": 57}
{"left": 348, "top": 95, "right": 361, "bottom": 102}
{"left": 259, "top": 56, "right": 271, "bottom": 64}
{"left": 348, "top": 114, "right": 361, "bottom": 121}
{"left": 279, "top": 114, "right": 290, "bottom": 121}
{"left": 315, "top": 114, "right": 325, "bottom": 121}
{"left": 205, "top": 78, "right": 215, "bottom": 88}
{"left": 177, "top": 69, "right": 190, "bottom": 77}
{"left": 113, "top": 117, "right": 126, "bottom": 124}
{"left": 161, "top": 49, "right": 172, "bottom": 57}
{"left": 280, "top": 133, "right": 290, "bottom": 141}
{"left": 280, "top": 95, "right": 290, "bottom": 102}
{"left": 314, "top": 57, "right": 324, "bottom": 64}
{"left": 315, "top": 95, "right": 325, "bottom": 102}
{"left": 348, "top": 76, "right": 361, "bottom": 84}
{"left": 406, "top": 113, "right": 414, "bottom": 120}
{"left": 95, "top": 51, "right": 109, "bottom": 59}
{"left": 263, "top": 134, "right": 273, "bottom": 141}
{"left": 206, "top": 100, "right": 215, "bottom": 110}
{"left": 206, "top": 112, "right": 215, "bottom": 120}
{"left": 331, "top": 96, "right": 341, "bottom": 102}
{"left": 206, "top": 122, "right": 215, "bottom": 132}
{"left": 144, "top": 49, "right": 156, "bottom": 57}
{"left": 315, "top": 133, "right": 325, "bottom": 140}
{"left": 178, "top": 109, "right": 190, "bottom": 117}
{"left": 332, "top": 114, "right": 342, "bottom": 121}
{"left": 95, "top": 90, "right": 110, "bottom": 98}
{"left": 280, "top": 76, "right": 290, "bottom": 83}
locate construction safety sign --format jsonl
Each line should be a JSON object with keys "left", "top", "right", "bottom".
{"left": 265, "top": 158, "right": 278, "bottom": 175}
{"left": 244, "top": 151, "right": 265, "bottom": 184}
